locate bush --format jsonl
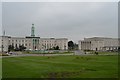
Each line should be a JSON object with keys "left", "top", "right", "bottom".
{"left": 84, "top": 50, "right": 93, "bottom": 52}
{"left": 0, "top": 53, "right": 2, "bottom": 56}
{"left": 2, "top": 53, "right": 9, "bottom": 56}
{"left": 95, "top": 52, "right": 98, "bottom": 55}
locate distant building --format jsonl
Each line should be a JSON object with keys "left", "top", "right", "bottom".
{"left": 0, "top": 24, "right": 68, "bottom": 52}
{"left": 78, "top": 37, "right": 120, "bottom": 51}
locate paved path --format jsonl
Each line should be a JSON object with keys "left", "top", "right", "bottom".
{"left": 1, "top": 52, "right": 118, "bottom": 58}
{"left": 1, "top": 53, "right": 75, "bottom": 58}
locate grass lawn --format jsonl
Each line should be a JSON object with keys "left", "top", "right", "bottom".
{"left": 0, "top": 57, "right": 2, "bottom": 79}
{"left": 2, "top": 55, "right": 118, "bottom": 78}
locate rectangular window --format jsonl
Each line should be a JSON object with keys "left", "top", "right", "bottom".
{"left": 9, "top": 40, "right": 10, "bottom": 43}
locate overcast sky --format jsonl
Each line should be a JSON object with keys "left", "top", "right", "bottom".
{"left": 0, "top": 2, "right": 2, "bottom": 36}
{"left": 2, "top": 2, "right": 118, "bottom": 43}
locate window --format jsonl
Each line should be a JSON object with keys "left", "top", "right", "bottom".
{"left": 12, "top": 43, "right": 14, "bottom": 46}
{"left": 15, "top": 44, "right": 17, "bottom": 47}
{"left": 9, "top": 40, "right": 10, "bottom": 42}
{"left": 25, "top": 44, "right": 27, "bottom": 46}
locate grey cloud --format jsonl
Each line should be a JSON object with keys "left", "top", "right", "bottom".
{"left": 2, "top": 2, "right": 118, "bottom": 43}
{"left": 0, "top": 2, "right": 2, "bottom": 36}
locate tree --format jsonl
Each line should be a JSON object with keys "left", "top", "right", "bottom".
{"left": 74, "top": 43, "right": 78, "bottom": 50}
{"left": 52, "top": 46, "right": 60, "bottom": 50}
{"left": 19, "top": 45, "right": 26, "bottom": 51}
{"left": 55, "top": 46, "right": 59, "bottom": 50}
{"left": 15, "top": 44, "right": 19, "bottom": 51}
{"left": 8, "top": 45, "right": 14, "bottom": 52}
{"left": 118, "top": 47, "right": 120, "bottom": 52}
{"left": 95, "top": 52, "right": 98, "bottom": 55}
{"left": 8, "top": 44, "right": 26, "bottom": 51}
{"left": 68, "top": 41, "right": 74, "bottom": 50}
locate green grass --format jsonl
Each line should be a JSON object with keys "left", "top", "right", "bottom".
{"left": 97, "top": 52, "right": 118, "bottom": 54}
{"left": 0, "top": 58, "right": 2, "bottom": 79}
{"left": 2, "top": 55, "right": 118, "bottom": 78}
{"left": 88, "top": 51, "right": 118, "bottom": 55}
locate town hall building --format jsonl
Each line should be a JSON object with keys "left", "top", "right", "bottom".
{"left": 0, "top": 24, "right": 68, "bottom": 52}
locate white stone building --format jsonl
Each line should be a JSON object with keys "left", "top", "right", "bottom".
{"left": 0, "top": 24, "right": 68, "bottom": 52}
{"left": 78, "top": 37, "right": 120, "bottom": 51}
{"left": 39, "top": 38, "right": 68, "bottom": 50}
{"left": 0, "top": 36, "right": 68, "bottom": 52}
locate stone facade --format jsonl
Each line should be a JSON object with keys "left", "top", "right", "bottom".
{"left": 78, "top": 37, "right": 120, "bottom": 51}
{"left": 39, "top": 38, "right": 68, "bottom": 50}
{"left": 0, "top": 24, "right": 68, "bottom": 52}
{"left": 0, "top": 36, "right": 68, "bottom": 52}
